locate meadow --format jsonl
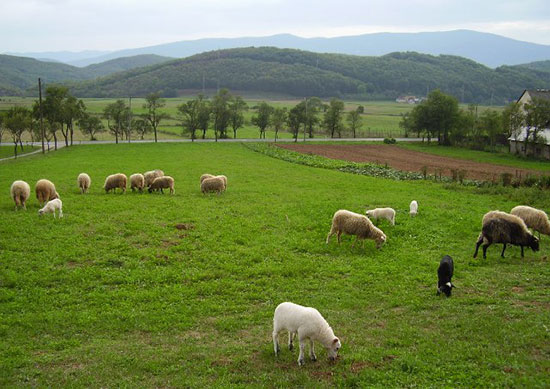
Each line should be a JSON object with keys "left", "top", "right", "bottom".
{"left": 1, "top": 142, "right": 549, "bottom": 387}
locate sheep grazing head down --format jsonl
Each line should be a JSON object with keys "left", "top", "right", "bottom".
{"left": 437, "top": 282, "right": 455, "bottom": 297}
{"left": 529, "top": 235, "right": 540, "bottom": 253}
{"left": 327, "top": 337, "right": 341, "bottom": 361}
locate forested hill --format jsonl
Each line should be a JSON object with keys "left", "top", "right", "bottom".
{"left": 515, "top": 60, "right": 550, "bottom": 73}
{"left": 0, "top": 54, "right": 172, "bottom": 95}
{"left": 68, "top": 47, "right": 550, "bottom": 104}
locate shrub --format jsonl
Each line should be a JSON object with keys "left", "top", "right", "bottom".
{"left": 500, "top": 172, "right": 513, "bottom": 187}
{"left": 420, "top": 166, "right": 428, "bottom": 179}
{"left": 383, "top": 137, "right": 397, "bottom": 144}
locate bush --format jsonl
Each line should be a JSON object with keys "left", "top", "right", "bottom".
{"left": 500, "top": 172, "right": 513, "bottom": 187}
{"left": 383, "top": 137, "right": 397, "bottom": 144}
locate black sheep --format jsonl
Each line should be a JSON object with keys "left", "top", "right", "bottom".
{"left": 474, "top": 212, "right": 539, "bottom": 259}
{"left": 437, "top": 255, "right": 455, "bottom": 297}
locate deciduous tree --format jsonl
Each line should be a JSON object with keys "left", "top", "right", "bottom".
{"left": 143, "top": 92, "right": 167, "bottom": 143}
{"left": 251, "top": 102, "right": 273, "bottom": 139}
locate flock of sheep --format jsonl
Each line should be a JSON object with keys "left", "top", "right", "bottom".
{"left": 8, "top": 170, "right": 228, "bottom": 218}
{"left": 8, "top": 168, "right": 550, "bottom": 367}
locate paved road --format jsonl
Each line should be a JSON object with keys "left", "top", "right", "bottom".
{"left": 1, "top": 137, "right": 424, "bottom": 162}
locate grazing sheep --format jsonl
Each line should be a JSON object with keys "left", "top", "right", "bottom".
{"left": 216, "top": 175, "right": 227, "bottom": 191}
{"left": 326, "top": 210, "right": 386, "bottom": 249}
{"left": 10, "top": 180, "right": 31, "bottom": 210}
{"left": 410, "top": 200, "right": 418, "bottom": 217}
{"left": 511, "top": 205, "right": 550, "bottom": 237}
{"left": 273, "top": 302, "right": 341, "bottom": 366}
{"left": 474, "top": 211, "right": 539, "bottom": 259}
{"left": 437, "top": 255, "right": 455, "bottom": 297}
{"left": 38, "top": 198, "right": 63, "bottom": 218}
{"left": 201, "top": 176, "right": 225, "bottom": 195}
{"left": 77, "top": 173, "right": 91, "bottom": 194}
{"left": 200, "top": 173, "right": 215, "bottom": 184}
{"left": 144, "top": 169, "right": 164, "bottom": 187}
{"left": 366, "top": 207, "right": 396, "bottom": 226}
{"left": 130, "top": 173, "right": 145, "bottom": 193}
{"left": 104, "top": 173, "right": 127, "bottom": 193}
{"left": 148, "top": 176, "right": 175, "bottom": 194}
{"left": 35, "top": 179, "right": 59, "bottom": 206}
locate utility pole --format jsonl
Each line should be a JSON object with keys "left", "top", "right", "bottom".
{"left": 303, "top": 98, "right": 307, "bottom": 142}
{"left": 38, "top": 78, "right": 45, "bottom": 153}
{"left": 128, "top": 96, "right": 132, "bottom": 143}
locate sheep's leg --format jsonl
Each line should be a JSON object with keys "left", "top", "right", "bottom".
{"left": 482, "top": 243, "right": 490, "bottom": 259}
{"left": 501, "top": 244, "right": 506, "bottom": 258}
{"left": 326, "top": 228, "right": 335, "bottom": 244}
{"left": 473, "top": 235, "right": 484, "bottom": 258}
{"left": 59, "top": 209, "right": 63, "bottom": 218}
{"left": 391, "top": 217, "right": 395, "bottom": 226}
{"left": 272, "top": 331, "right": 280, "bottom": 356}
{"left": 288, "top": 332, "right": 295, "bottom": 351}
{"left": 521, "top": 246, "right": 524, "bottom": 258}
{"left": 351, "top": 237, "right": 357, "bottom": 248}
{"left": 298, "top": 338, "right": 306, "bottom": 366}
{"left": 309, "top": 339, "right": 317, "bottom": 361}
{"left": 53, "top": 210, "right": 56, "bottom": 219}
{"left": 337, "top": 231, "right": 342, "bottom": 244}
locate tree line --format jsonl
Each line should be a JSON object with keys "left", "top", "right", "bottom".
{"left": 399, "top": 90, "right": 550, "bottom": 155}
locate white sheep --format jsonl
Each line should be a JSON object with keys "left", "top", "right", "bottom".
{"left": 144, "top": 169, "right": 164, "bottom": 187}
{"left": 201, "top": 176, "right": 225, "bottom": 194}
{"left": 273, "top": 302, "right": 341, "bottom": 366}
{"left": 366, "top": 207, "right": 395, "bottom": 226}
{"left": 200, "top": 173, "right": 215, "bottom": 184}
{"left": 200, "top": 174, "right": 227, "bottom": 191}
{"left": 35, "top": 179, "right": 59, "bottom": 206}
{"left": 104, "top": 173, "right": 127, "bottom": 193}
{"left": 326, "top": 210, "right": 386, "bottom": 249}
{"left": 77, "top": 173, "right": 91, "bottom": 194}
{"left": 410, "top": 200, "right": 418, "bottom": 217}
{"left": 10, "top": 180, "right": 31, "bottom": 210}
{"left": 130, "top": 173, "right": 145, "bottom": 193}
{"left": 148, "top": 176, "right": 175, "bottom": 194}
{"left": 38, "top": 198, "right": 63, "bottom": 218}
{"left": 511, "top": 205, "right": 550, "bottom": 237}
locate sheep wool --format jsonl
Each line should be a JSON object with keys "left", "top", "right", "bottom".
{"left": 410, "top": 200, "right": 418, "bottom": 217}
{"left": 104, "top": 173, "right": 127, "bottom": 193}
{"left": 38, "top": 198, "right": 63, "bottom": 218}
{"left": 77, "top": 173, "right": 91, "bottom": 194}
{"left": 130, "top": 173, "right": 145, "bottom": 192}
{"left": 35, "top": 179, "right": 59, "bottom": 206}
{"left": 200, "top": 173, "right": 215, "bottom": 184}
{"left": 474, "top": 210, "right": 539, "bottom": 259}
{"left": 273, "top": 302, "right": 341, "bottom": 366}
{"left": 144, "top": 169, "right": 164, "bottom": 187}
{"left": 10, "top": 180, "right": 31, "bottom": 210}
{"left": 201, "top": 176, "right": 225, "bottom": 194}
{"left": 148, "top": 176, "right": 175, "bottom": 194}
{"left": 326, "top": 210, "right": 386, "bottom": 249}
{"left": 511, "top": 205, "right": 550, "bottom": 236}
{"left": 366, "top": 207, "right": 396, "bottom": 225}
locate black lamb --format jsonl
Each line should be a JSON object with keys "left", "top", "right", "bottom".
{"left": 437, "top": 255, "right": 455, "bottom": 297}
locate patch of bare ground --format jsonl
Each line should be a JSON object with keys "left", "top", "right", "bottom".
{"left": 277, "top": 144, "right": 543, "bottom": 181}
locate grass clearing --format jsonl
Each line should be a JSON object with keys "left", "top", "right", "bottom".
{"left": 0, "top": 145, "right": 40, "bottom": 159}
{"left": 1, "top": 143, "right": 549, "bottom": 387}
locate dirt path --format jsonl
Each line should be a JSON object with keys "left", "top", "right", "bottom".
{"left": 277, "top": 144, "right": 542, "bottom": 181}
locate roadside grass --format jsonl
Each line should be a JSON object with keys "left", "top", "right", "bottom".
{"left": 0, "top": 145, "right": 40, "bottom": 159}
{"left": 398, "top": 143, "right": 550, "bottom": 172}
{"left": 1, "top": 143, "right": 549, "bottom": 387}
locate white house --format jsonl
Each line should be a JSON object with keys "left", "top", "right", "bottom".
{"left": 509, "top": 128, "right": 550, "bottom": 159}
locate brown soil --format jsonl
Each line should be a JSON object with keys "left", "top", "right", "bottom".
{"left": 277, "top": 144, "right": 542, "bottom": 181}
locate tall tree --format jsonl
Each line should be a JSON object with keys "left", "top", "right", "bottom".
{"left": 63, "top": 95, "right": 86, "bottom": 146}
{"left": 103, "top": 100, "right": 130, "bottom": 144}
{"left": 78, "top": 113, "right": 105, "bottom": 141}
{"left": 132, "top": 118, "right": 151, "bottom": 140}
{"left": 178, "top": 96, "right": 203, "bottom": 141}
{"left": 479, "top": 109, "right": 502, "bottom": 149}
{"left": 143, "top": 92, "right": 166, "bottom": 143}
{"left": 211, "top": 89, "right": 232, "bottom": 141}
{"left": 524, "top": 97, "right": 550, "bottom": 156}
{"left": 0, "top": 111, "right": 5, "bottom": 145}
{"left": 42, "top": 86, "right": 67, "bottom": 150}
{"left": 251, "top": 102, "right": 273, "bottom": 139}
{"left": 229, "top": 96, "right": 248, "bottom": 139}
{"left": 5, "top": 106, "right": 31, "bottom": 158}
{"left": 270, "top": 107, "right": 287, "bottom": 142}
{"left": 303, "top": 97, "right": 322, "bottom": 139}
{"left": 288, "top": 104, "right": 305, "bottom": 142}
{"left": 346, "top": 108, "right": 363, "bottom": 138}
{"left": 323, "top": 98, "right": 345, "bottom": 138}
{"left": 501, "top": 102, "right": 524, "bottom": 153}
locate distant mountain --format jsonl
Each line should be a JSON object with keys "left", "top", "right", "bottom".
{"left": 0, "top": 54, "right": 173, "bottom": 95}
{"left": 515, "top": 60, "right": 550, "bottom": 73}
{"left": 4, "top": 50, "right": 111, "bottom": 65}
{"left": 20, "top": 30, "right": 550, "bottom": 68}
{"left": 67, "top": 47, "right": 550, "bottom": 104}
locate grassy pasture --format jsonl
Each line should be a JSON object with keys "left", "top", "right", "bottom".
{"left": 1, "top": 143, "right": 549, "bottom": 387}
{"left": 0, "top": 145, "right": 40, "bottom": 159}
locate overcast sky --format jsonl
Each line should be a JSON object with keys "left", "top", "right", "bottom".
{"left": 2, "top": 0, "right": 550, "bottom": 53}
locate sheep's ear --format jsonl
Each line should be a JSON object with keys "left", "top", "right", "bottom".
{"left": 332, "top": 338, "right": 339, "bottom": 344}
{"left": 446, "top": 282, "right": 452, "bottom": 288}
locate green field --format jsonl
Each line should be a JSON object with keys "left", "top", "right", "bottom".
{"left": 0, "top": 97, "right": 503, "bottom": 142}
{"left": 0, "top": 145, "right": 40, "bottom": 159}
{"left": 1, "top": 143, "right": 549, "bottom": 387}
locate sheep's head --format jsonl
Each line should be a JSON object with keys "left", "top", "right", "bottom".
{"left": 327, "top": 337, "right": 341, "bottom": 361}
{"left": 437, "top": 282, "right": 455, "bottom": 297}
{"left": 38, "top": 209, "right": 44, "bottom": 216}
{"left": 376, "top": 234, "right": 386, "bottom": 249}
{"left": 52, "top": 191, "right": 59, "bottom": 200}
{"left": 530, "top": 235, "right": 540, "bottom": 252}
{"left": 366, "top": 210, "right": 373, "bottom": 218}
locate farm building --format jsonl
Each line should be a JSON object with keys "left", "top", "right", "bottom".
{"left": 516, "top": 89, "right": 550, "bottom": 111}
{"left": 396, "top": 95, "right": 420, "bottom": 104}
{"left": 509, "top": 128, "right": 550, "bottom": 159}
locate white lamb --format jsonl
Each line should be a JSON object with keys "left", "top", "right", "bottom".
{"left": 410, "top": 200, "right": 418, "bottom": 217}
{"left": 38, "top": 198, "right": 63, "bottom": 218}
{"left": 366, "top": 207, "right": 396, "bottom": 225}
{"left": 273, "top": 302, "right": 341, "bottom": 366}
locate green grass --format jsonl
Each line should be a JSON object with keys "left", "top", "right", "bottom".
{"left": 1, "top": 143, "right": 549, "bottom": 387}
{"left": 0, "top": 145, "right": 40, "bottom": 159}
{"left": 398, "top": 143, "right": 550, "bottom": 172}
